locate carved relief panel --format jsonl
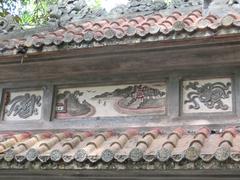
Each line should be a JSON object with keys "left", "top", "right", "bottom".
{"left": 2, "top": 90, "right": 43, "bottom": 121}
{"left": 55, "top": 83, "right": 166, "bottom": 119}
{"left": 182, "top": 78, "right": 232, "bottom": 113}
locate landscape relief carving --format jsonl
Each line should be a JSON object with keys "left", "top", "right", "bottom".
{"left": 182, "top": 78, "right": 232, "bottom": 113}
{"left": 3, "top": 90, "right": 43, "bottom": 121}
{"left": 56, "top": 91, "right": 95, "bottom": 117}
{"left": 55, "top": 83, "right": 166, "bottom": 119}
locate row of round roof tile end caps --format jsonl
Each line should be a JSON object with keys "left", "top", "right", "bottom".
{"left": 2, "top": 10, "right": 240, "bottom": 52}
{"left": 27, "top": 12, "right": 240, "bottom": 44}
{"left": 0, "top": 126, "right": 238, "bottom": 163}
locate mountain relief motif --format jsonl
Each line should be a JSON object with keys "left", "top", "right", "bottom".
{"left": 56, "top": 90, "right": 95, "bottom": 118}
{"left": 55, "top": 84, "right": 166, "bottom": 119}
{"left": 93, "top": 85, "right": 166, "bottom": 112}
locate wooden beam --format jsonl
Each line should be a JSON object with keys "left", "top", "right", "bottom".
{"left": 1, "top": 42, "right": 240, "bottom": 83}
{"left": 1, "top": 169, "right": 240, "bottom": 180}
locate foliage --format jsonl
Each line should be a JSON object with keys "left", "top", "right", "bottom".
{"left": 0, "top": 0, "right": 16, "bottom": 16}
{"left": 89, "top": 0, "right": 102, "bottom": 9}
{"left": 0, "top": 0, "right": 173, "bottom": 28}
{"left": 0, "top": 0, "right": 103, "bottom": 27}
{"left": 21, "top": 0, "right": 58, "bottom": 26}
{"left": 0, "top": 0, "right": 57, "bottom": 27}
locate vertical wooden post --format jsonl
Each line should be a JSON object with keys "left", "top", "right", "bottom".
{"left": 42, "top": 84, "right": 54, "bottom": 122}
{"left": 234, "top": 72, "right": 240, "bottom": 117}
{"left": 167, "top": 75, "right": 180, "bottom": 119}
{"left": 0, "top": 87, "right": 4, "bottom": 121}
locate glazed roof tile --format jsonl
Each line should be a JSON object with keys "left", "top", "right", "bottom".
{"left": 2, "top": 9, "right": 240, "bottom": 56}
{"left": 1, "top": 127, "right": 240, "bottom": 165}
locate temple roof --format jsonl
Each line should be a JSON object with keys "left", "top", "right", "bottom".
{"left": 0, "top": 127, "right": 239, "bottom": 170}
{"left": 1, "top": 0, "right": 240, "bottom": 56}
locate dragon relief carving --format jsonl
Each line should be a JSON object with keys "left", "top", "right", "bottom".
{"left": 184, "top": 81, "right": 232, "bottom": 111}
{"left": 5, "top": 93, "right": 42, "bottom": 119}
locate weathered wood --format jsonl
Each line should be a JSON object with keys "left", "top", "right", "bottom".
{"left": 42, "top": 85, "right": 54, "bottom": 122}
{"left": 1, "top": 40, "right": 240, "bottom": 82}
{"left": 0, "top": 115, "right": 238, "bottom": 132}
{"left": 1, "top": 167, "right": 240, "bottom": 180}
{"left": 167, "top": 75, "right": 180, "bottom": 118}
{"left": 234, "top": 72, "right": 240, "bottom": 117}
{"left": 0, "top": 35, "right": 239, "bottom": 131}
{"left": 0, "top": 87, "right": 3, "bottom": 123}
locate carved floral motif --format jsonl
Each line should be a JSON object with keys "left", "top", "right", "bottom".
{"left": 183, "top": 78, "right": 232, "bottom": 113}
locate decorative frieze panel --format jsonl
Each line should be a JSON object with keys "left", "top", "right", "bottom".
{"left": 182, "top": 78, "right": 232, "bottom": 114}
{"left": 0, "top": 77, "right": 235, "bottom": 123}
{"left": 55, "top": 83, "right": 166, "bottom": 119}
{"left": 3, "top": 90, "right": 43, "bottom": 121}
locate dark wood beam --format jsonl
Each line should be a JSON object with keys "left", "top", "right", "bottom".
{"left": 1, "top": 38, "right": 240, "bottom": 83}
{"left": 1, "top": 169, "right": 240, "bottom": 180}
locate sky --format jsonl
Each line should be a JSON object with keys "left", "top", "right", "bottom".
{"left": 102, "top": 0, "right": 129, "bottom": 11}
{"left": 12, "top": 0, "right": 130, "bottom": 17}
{"left": 87, "top": 0, "right": 129, "bottom": 12}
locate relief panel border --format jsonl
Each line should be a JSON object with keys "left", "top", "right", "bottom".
{"left": 180, "top": 75, "right": 236, "bottom": 117}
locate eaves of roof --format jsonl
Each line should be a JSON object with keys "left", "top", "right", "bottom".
{"left": 1, "top": 9, "right": 240, "bottom": 56}
{"left": 0, "top": 127, "right": 239, "bottom": 170}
